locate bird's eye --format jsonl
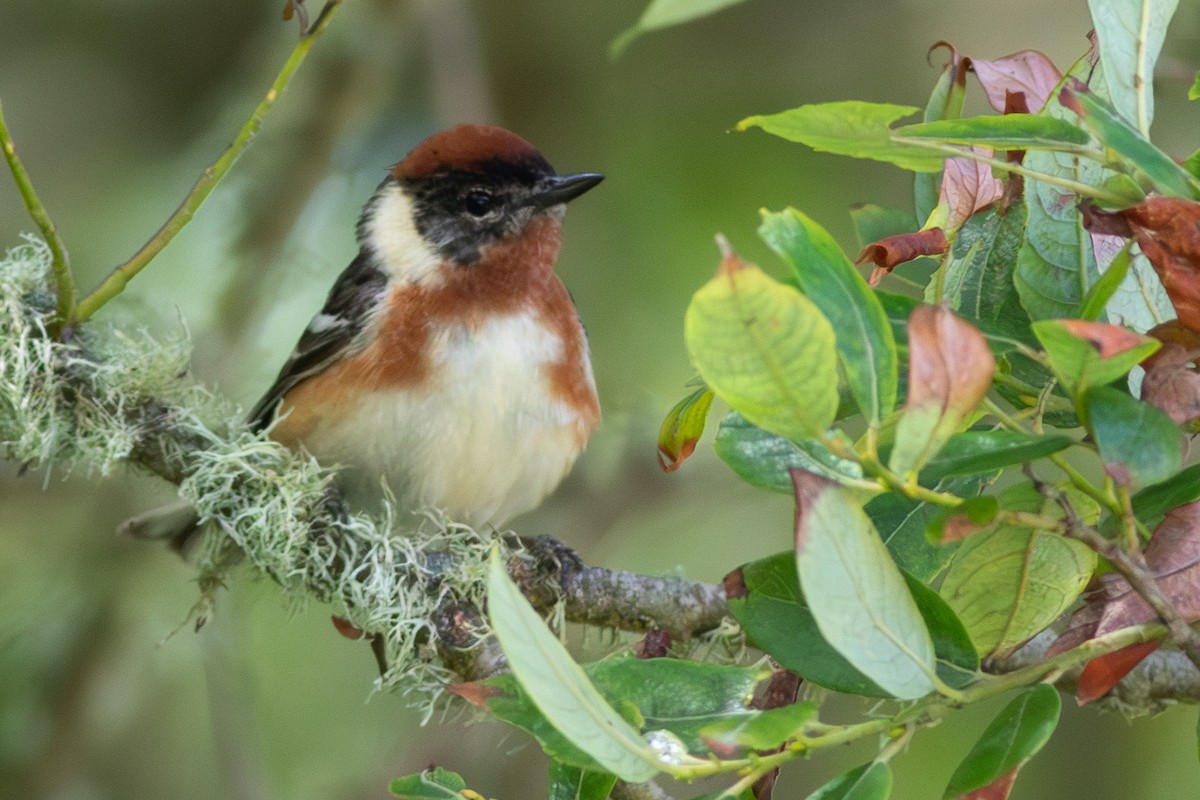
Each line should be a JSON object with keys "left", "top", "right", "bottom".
{"left": 462, "top": 190, "right": 498, "bottom": 217}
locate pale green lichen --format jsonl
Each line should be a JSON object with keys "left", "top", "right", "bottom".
{"left": 0, "top": 238, "right": 526, "bottom": 712}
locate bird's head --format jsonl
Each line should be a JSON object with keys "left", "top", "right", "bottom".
{"left": 358, "top": 124, "right": 602, "bottom": 283}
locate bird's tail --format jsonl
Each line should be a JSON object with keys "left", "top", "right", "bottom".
{"left": 119, "top": 500, "right": 201, "bottom": 551}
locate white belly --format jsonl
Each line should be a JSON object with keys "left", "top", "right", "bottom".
{"left": 301, "top": 312, "right": 593, "bottom": 526}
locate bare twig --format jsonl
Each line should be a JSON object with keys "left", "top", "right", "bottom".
{"left": 0, "top": 98, "right": 75, "bottom": 334}
{"left": 71, "top": 0, "right": 346, "bottom": 325}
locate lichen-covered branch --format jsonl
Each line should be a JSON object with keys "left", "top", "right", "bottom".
{"left": 0, "top": 241, "right": 729, "bottom": 710}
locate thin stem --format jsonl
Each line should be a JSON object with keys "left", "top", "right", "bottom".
{"left": 71, "top": 0, "right": 345, "bottom": 324}
{"left": 890, "top": 137, "right": 1127, "bottom": 205}
{"left": 0, "top": 98, "right": 75, "bottom": 334}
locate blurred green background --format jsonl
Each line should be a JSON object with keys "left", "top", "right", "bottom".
{"left": 2, "top": 1, "right": 1200, "bottom": 798}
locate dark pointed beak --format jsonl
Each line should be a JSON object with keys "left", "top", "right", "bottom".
{"left": 528, "top": 172, "right": 604, "bottom": 211}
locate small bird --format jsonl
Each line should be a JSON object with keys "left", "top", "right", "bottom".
{"left": 130, "top": 124, "right": 602, "bottom": 536}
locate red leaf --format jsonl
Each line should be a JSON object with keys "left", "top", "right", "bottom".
{"left": 1075, "top": 640, "right": 1162, "bottom": 705}
{"left": 447, "top": 681, "right": 503, "bottom": 707}
{"left": 904, "top": 304, "right": 995, "bottom": 416}
{"left": 331, "top": 615, "right": 368, "bottom": 641}
{"left": 1057, "top": 319, "right": 1152, "bottom": 359}
{"left": 958, "top": 768, "right": 1019, "bottom": 800}
{"left": 941, "top": 153, "right": 1005, "bottom": 232}
{"left": 857, "top": 229, "right": 948, "bottom": 285}
{"left": 968, "top": 50, "right": 1062, "bottom": 114}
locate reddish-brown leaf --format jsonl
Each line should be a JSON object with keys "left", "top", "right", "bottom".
{"left": 1050, "top": 500, "right": 1200, "bottom": 698}
{"left": 1075, "top": 640, "right": 1162, "bottom": 705}
{"left": 1122, "top": 199, "right": 1200, "bottom": 332}
{"left": 634, "top": 629, "right": 673, "bottom": 659}
{"left": 905, "top": 304, "right": 996, "bottom": 415}
{"left": 447, "top": 681, "right": 503, "bottom": 707}
{"left": 749, "top": 670, "right": 802, "bottom": 800}
{"left": 968, "top": 50, "right": 1062, "bottom": 114}
{"left": 858, "top": 229, "right": 948, "bottom": 285}
{"left": 1141, "top": 343, "right": 1200, "bottom": 427}
{"left": 1146, "top": 320, "right": 1200, "bottom": 368}
{"left": 1058, "top": 319, "right": 1152, "bottom": 359}
{"left": 941, "top": 154, "right": 1005, "bottom": 232}
{"left": 331, "top": 615, "right": 368, "bottom": 641}
{"left": 958, "top": 768, "right": 1020, "bottom": 800}
{"left": 723, "top": 566, "right": 748, "bottom": 600}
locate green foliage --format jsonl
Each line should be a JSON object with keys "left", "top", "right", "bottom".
{"left": 5, "top": 0, "right": 1200, "bottom": 798}
{"left": 805, "top": 762, "right": 893, "bottom": 800}
{"left": 943, "top": 685, "right": 1061, "bottom": 798}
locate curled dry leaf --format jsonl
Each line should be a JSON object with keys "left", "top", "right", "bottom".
{"left": 1049, "top": 500, "right": 1200, "bottom": 702}
{"left": 857, "top": 228, "right": 948, "bottom": 285}
{"left": 968, "top": 49, "right": 1062, "bottom": 114}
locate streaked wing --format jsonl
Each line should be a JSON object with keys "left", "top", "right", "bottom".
{"left": 248, "top": 252, "right": 388, "bottom": 430}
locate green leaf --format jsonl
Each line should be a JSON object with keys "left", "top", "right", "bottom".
{"left": 867, "top": 479, "right": 975, "bottom": 581}
{"left": 611, "top": 0, "right": 747, "bottom": 57}
{"left": 737, "top": 102, "right": 948, "bottom": 172}
{"left": 1082, "top": 386, "right": 1182, "bottom": 489}
{"left": 1086, "top": 0, "right": 1180, "bottom": 133}
{"left": 932, "top": 204, "right": 1032, "bottom": 344}
{"left": 390, "top": 768, "right": 469, "bottom": 799}
{"left": 728, "top": 552, "right": 978, "bottom": 696}
{"left": 1032, "top": 319, "right": 1159, "bottom": 397}
{"left": 916, "top": 48, "right": 969, "bottom": 225}
{"left": 940, "top": 523, "right": 1097, "bottom": 657}
{"left": 548, "top": 763, "right": 618, "bottom": 800}
{"left": 486, "top": 658, "right": 771, "bottom": 762}
{"left": 588, "top": 659, "right": 765, "bottom": 753}
{"left": 1190, "top": 70, "right": 1200, "bottom": 102}
{"left": 658, "top": 386, "right": 715, "bottom": 472}
{"left": 1012, "top": 66, "right": 1105, "bottom": 321}
{"left": 1079, "top": 240, "right": 1134, "bottom": 320}
{"left": 485, "top": 547, "right": 660, "bottom": 783}
{"left": 727, "top": 552, "right": 887, "bottom": 697}
{"left": 895, "top": 114, "right": 1091, "bottom": 150}
{"left": 905, "top": 574, "right": 980, "bottom": 688}
{"left": 917, "top": 429, "right": 1074, "bottom": 483}
{"left": 685, "top": 248, "right": 840, "bottom": 442}
{"left": 1128, "top": 462, "right": 1200, "bottom": 531}
{"left": 714, "top": 412, "right": 863, "bottom": 492}
{"left": 805, "top": 762, "right": 893, "bottom": 800}
{"left": 699, "top": 702, "right": 818, "bottom": 751}
{"left": 1061, "top": 84, "right": 1199, "bottom": 199}
{"left": 794, "top": 474, "right": 937, "bottom": 699}
{"left": 943, "top": 685, "right": 1061, "bottom": 798}
{"left": 758, "top": 208, "right": 898, "bottom": 425}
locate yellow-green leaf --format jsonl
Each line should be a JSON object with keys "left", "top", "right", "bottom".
{"left": 685, "top": 245, "right": 839, "bottom": 442}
